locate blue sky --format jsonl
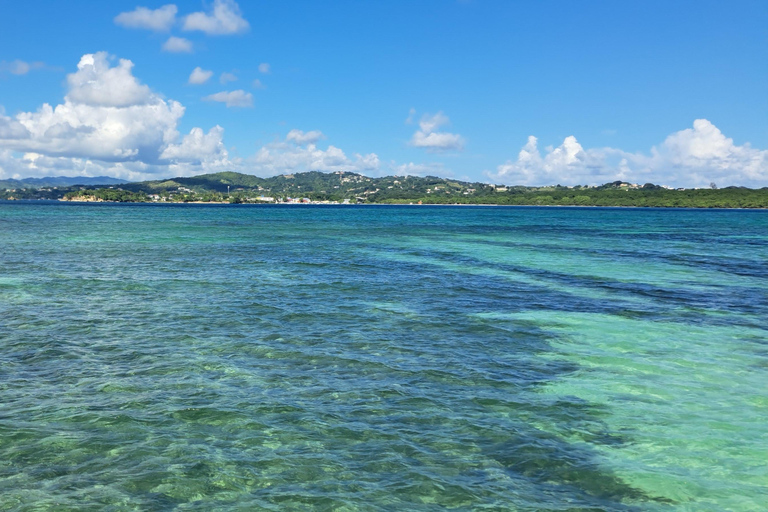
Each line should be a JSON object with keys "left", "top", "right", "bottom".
{"left": 1, "top": 0, "right": 766, "bottom": 187}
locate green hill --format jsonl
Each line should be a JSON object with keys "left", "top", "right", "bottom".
{"left": 2, "top": 171, "right": 767, "bottom": 208}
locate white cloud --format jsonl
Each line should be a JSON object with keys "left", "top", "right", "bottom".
{"left": 405, "top": 107, "right": 416, "bottom": 124}
{"left": 219, "top": 72, "right": 237, "bottom": 84}
{"left": 391, "top": 161, "right": 451, "bottom": 177}
{"left": 0, "top": 53, "right": 387, "bottom": 182}
{"left": 0, "top": 60, "right": 45, "bottom": 75}
{"left": 0, "top": 52, "right": 230, "bottom": 180}
{"left": 662, "top": 119, "right": 748, "bottom": 167}
{"left": 0, "top": 115, "right": 30, "bottom": 139}
{"left": 252, "top": 78, "right": 265, "bottom": 89}
{"left": 0, "top": 149, "right": 166, "bottom": 182}
{"left": 9, "top": 53, "right": 182, "bottom": 161}
{"left": 488, "top": 135, "right": 581, "bottom": 186}
{"left": 202, "top": 90, "right": 253, "bottom": 108}
{"left": 486, "top": 119, "right": 768, "bottom": 188}
{"left": 160, "top": 125, "right": 229, "bottom": 166}
{"left": 114, "top": 4, "right": 178, "bottom": 31}
{"left": 418, "top": 112, "right": 449, "bottom": 133}
{"left": 66, "top": 53, "right": 153, "bottom": 108}
{"left": 183, "top": 0, "right": 249, "bottom": 35}
{"left": 411, "top": 131, "right": 465, "bottom": 151}
{"left": 162, "top": 36, "right": 193, "bottom": 53}
{"left": 258, "top": 63, "right": 270, "bottom": 74}
{"left": 286, "top": 129, "right": 324, "bottom": 145}
{"left": 188, "top": 66, "right": 213, "bottom": 84}
{"left": 651, "top": 119, "right": 768, "bottom": 186}
{"left": 410, "top": 111, "right": 464, "bottom": 151}
{"left": 249, "top": 136, "right": 379, "bottom": 176}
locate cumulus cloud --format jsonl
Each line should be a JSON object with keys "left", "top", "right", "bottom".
{"left": 650, "top": 119, "right": 768, "bottom": 186}
{"left": 0, "top": 52, "right": 230, "bottom": 180}
{"left": 162, "top": 36, "right": 193, "bottom": 53}
{"left": 6, "top": 52, "right": 182, "bottom": 161}
{"left": 114, "top": 5, "right": 178, "bottom": 31}
{"left": 248, "top": 135, "right": 379, "bottom": 176}
{"left": 258, "top": 63, "right": 270, "bottom": 74}
{"left": 183, "top": 0, "right": 249, "bottom": 35}
{"left": 203, "top": 90, "right": 253, "bottom": 108}
{"left": 412, "top": 131, "right": 465, "bottom": 152}
{"left": 252, "top": 78, "right": 265, "bottom": 89}
{"left": 219, "top": 72, "right": 237, "bottom": 84}
{"left": 66, "top": 53, "right": 153, "bottom": 108}
{"left": 0, "top": 60, "right": 46, "bottom": 75}
{"left": 160, "top": 125, "right": 229, "bottom": 165}
{"left": 391, "top": 161, "right": 451, "bottom": 177}
{"left": 0, "top": 115, "right": 31, "bottom": 139}
{"left": 486, "top": 119, "right": 768, "bottom": 188}
{"left": 188, "top": 66, "right": 213, "bottom": 84}
{"left": 410, "top": 111, "right": 464, "bottom": 152}
{"left": 488, "top": 136, "right": 589, "bottom": 186}
{"left": 0, "top": 149, "right": 168, "bottom": 182}
{"left": 0, "top": 52, "right": 386, "bottom": 182}
{"left": 286, "top": 129, "right": 324, "bottom": 145}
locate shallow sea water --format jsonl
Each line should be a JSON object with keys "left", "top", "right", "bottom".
{"left": 0, "top": 202, "right": 766, "bottom": 511}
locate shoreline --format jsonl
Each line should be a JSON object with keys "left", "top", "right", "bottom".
{"left": 2, "top": 198, "right": 765, "bottom": 210}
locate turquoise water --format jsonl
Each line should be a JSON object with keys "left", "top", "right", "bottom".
{"left": 1, "top": 202, "right": 766, "bottom": 511}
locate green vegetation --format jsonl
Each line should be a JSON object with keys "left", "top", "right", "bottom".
{"left": 1, "top": 172, "right": 766, "bottom": 208}
{"left": 380, "top": 182, "right": 768, "bottom": 208}
{"left": 63, "top": 189, "right": 149, "bottom": 202}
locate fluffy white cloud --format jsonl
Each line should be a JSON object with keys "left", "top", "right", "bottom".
{"left": 0, "top": 52, "right": 230, "bottom": 180}
{"left": 659, "top": 119, "right": 763, "bottom": 171}
{"left": 390, "top": 161, "right": 451, "bottom": 177}
{"left": 412, "top": 131, "right": 465, "bottom": 151}
{"left": 188, "top": 66, "right": 213, "bottom": 84}
{"left": 0, "top": 115, "right": 30, "bottom": 139}
{"left": 66, "top": 53, "right": 153, "bottom": 108}
{"left": 488, "top": 136, "right": 589, "bottom": 186}
{"left": 249, "top": 136, "right": 379, "bottom": 176}
{"left": 160, "top": 125, "right": 229, "bottom": 166}
{"left": 183, "top": 0, "right": 249, "bottom": 35}
{"left": 0, "top": 52, "right": 387, "bottom": 182}
{"left": 486, "top": 119, "right": 768, "bottom": 188}
{"left": 114, "top": 5, "right": 178, "bottom": 31}
{"left": 410, "top": 111, "right": 464, "bottom": 151}
{"left": 203, "top": 90, "right": 253, "bottom": 108}
{"left": 258, "top": 63, "right": 270, "bottom": 74}
{"left": 0, "top": 149, "right": 166, "bottom": 182}
{"left": 252, "top": 78, "right": 265, "bottom": 89}
{"left": 219, "top": 72, "right": 237, "bottom": 84}
{"left": 162, "top": 36, "right": 193, "bottom": 53}
{"left": 0, "top": 60, "right": 45, "bottom": 75}
{"left": 286, "top": 129, "right": 324, "bottom": 145}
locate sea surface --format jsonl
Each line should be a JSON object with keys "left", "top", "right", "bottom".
{"left": 1, "top": 202, "right": 766, "bottom": 511}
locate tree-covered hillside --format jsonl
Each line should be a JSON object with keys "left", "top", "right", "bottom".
{"left": 1, "top": 171, "right": 766, "bottom": 208}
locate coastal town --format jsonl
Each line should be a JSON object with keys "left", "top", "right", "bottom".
{"left": 2, "top": 170, "right": 765, "bottom": 208}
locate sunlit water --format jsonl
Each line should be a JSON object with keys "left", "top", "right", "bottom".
{"left": 1, "top": 202, "right": 766, "bottom": 511}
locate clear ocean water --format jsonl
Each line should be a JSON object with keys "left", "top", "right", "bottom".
{"left": 1, "top": 202, "right": 766, "bottom": 511}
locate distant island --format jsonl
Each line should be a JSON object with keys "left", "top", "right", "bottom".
{"left": 2, "top": 171, "right": 767, "bottom": 208}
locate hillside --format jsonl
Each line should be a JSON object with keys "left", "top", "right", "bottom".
{"left": 115, "top": 171, "right": 494, "bottom": 202}
{"left": 1, "top": 171, "right": 767, "bottom": 208}
{"left": 93, "top": 172, "right": 768, "bottom": 208}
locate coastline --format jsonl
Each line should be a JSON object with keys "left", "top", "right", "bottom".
{"left": 0, "top": 198, "right": 762, "bottom": 210}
